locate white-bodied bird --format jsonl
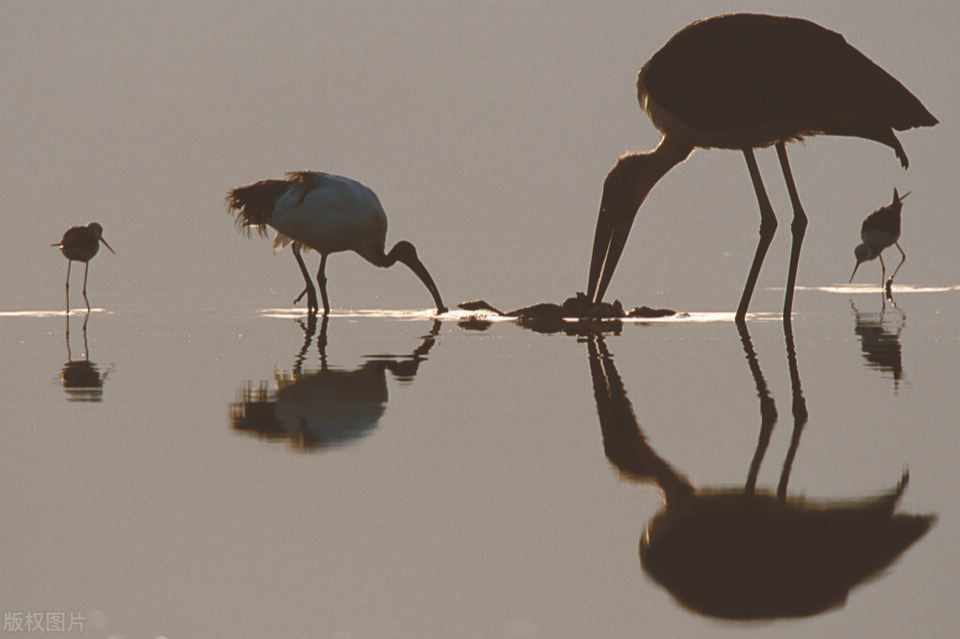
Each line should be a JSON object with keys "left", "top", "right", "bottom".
{"left": 586, "top": 13, "right": 937, "bottom": 322}
{"left": 227, "top": 171, "right": 447, "bottom": 315}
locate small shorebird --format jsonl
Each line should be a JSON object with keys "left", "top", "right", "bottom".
{"left": 51, "top": 222, "right": 115, "bottom": 310}
{"left": 226, "top": 171, "right": 447, "bottom": 315}
{"left": 586, "top": 13, "right": 937, "bottom": 322}
{"left": 849, "top": 189, "right": 908, "bottom": 289}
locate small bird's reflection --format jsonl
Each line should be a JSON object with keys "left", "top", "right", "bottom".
{"left": 851, "top": 298, "right": 906, "bottom": 392}
{"left": 231, "top": 315, "right": 441, "bottom": 450}
{"left": 585, "top": 324, "right": 933, "bottom": 620}
{"left": 61, "top": 310, "right": 109, "bottom": 402}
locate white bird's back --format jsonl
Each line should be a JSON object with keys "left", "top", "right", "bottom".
{"left": 271, "top": 172, "right": 388, "bottom": 264}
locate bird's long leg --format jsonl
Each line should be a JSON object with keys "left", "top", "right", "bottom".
{"left": 291, "top": 244, "right": 318, "bottom": 313}
{"left": 776, "top": 142, "right": 807, "bottom": 322}
{"left": 65, "top": 260, "right": 72, "bottom": 314}
{"left": 737, "top": 148, "right": 779, "bottom": 322}
{"left": 82, "top": 262, "right": 91, "bottom": 311}
{"left": 878, "top": 253, "right": 887, "bottom": 286}
{"left": 889, "top": 242, "right": 906, "bottom": 283}
{"left": 316, "top": 253, "right": 329, "bottom": 315}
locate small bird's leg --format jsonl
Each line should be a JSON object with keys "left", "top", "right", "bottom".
{"left": 776, "top": 142, "right": 807, "bottom": 321}
{"left": 737, "top": 148, "right": 778, "bottom": 322}
{"left": 878, "top": 253, "right": 887, "bottom": 286}
{"left": 291, "top": 244, "right": 318, "bottom": 313}
{"left": 316, "top": 253, "right": 330, "bottom": 315}
{"left": 82, "top": 262, "right": 91, "bottom": 311}
{"left": 889, "top": 241, "right": 906, "bottom": 284}
{"left": 65, "top": 260, "right": 72, "bottom": 314}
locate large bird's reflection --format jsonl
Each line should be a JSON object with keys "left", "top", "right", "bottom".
{"left": 851, "top": 298, "right": 905, "bottom": 391}
{"left": 231, "top": 315, "right": 440, "bottom": 450}
{"left": 60, "top": 310, "right": 109, "bottom": 402}
{"left": 586, "top": 324, "right": 933, "bottom": 620}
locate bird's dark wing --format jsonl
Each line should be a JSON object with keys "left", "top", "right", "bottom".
{"left": 641, "top": 14, "right": 937, "bottom": 137}
{"left": 60, "top": 226, "right": 93, "bottom": 250}
{"left": 861, "top": 204, "right": 901, "bottom": 236}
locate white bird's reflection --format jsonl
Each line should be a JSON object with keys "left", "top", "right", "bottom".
{"left": 586, "top": 323, "right": 933, "bottom": 620}
{"left": 231, "top": 315, "right": 440, "bottom": 450}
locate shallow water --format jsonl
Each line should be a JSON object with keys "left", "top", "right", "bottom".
{"left": 2, "top": 286, "right": 958, "bottom": 638}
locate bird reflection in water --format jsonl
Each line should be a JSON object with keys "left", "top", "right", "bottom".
{"left": 585, "top": 323, "right": 933, "bottom": 620}
{"left": 231, "top": 315, "right": 441, "bottom": 450}
{"left": 61, "top": 310, "right": 109, "bottom": 402}
{"left": 851, "top": 298, "right": 906, "bottom": 392}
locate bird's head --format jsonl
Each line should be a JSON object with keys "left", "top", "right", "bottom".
{"left": 849, "top": 243, "right": 877, "bottom": 283}
{"left": 387, "top": 241, "right": 448, "bottom": 315}
{"left": 89, "top": 222, "right": 116, "bottom": 254}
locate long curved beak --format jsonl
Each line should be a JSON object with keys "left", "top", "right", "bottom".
{"left": 398, "top": 252, "right": 447, "bottom": 314}
{"left": 100, "top": 237, "right": 116, "bottom": 255}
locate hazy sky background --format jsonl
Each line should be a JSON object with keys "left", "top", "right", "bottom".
{"left": 2, "top": 1, "right": 956, "bottom": 315}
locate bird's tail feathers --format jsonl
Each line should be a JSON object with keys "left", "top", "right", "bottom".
{"left": 225, "top": 179, "right": 290, "bottom": 237}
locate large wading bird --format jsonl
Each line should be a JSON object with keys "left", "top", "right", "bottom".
{"left": 227, "top": 172, "right": 447, "bottom": 315}
{"left": 586, "top": 13, "right": 936, "bottom": 321}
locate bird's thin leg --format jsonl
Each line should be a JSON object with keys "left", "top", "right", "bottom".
{"left": 889, "top": 242, "right": 906, "bottom": 283}
{"left": 775, "top": 142, "right": 807, "bottom": 321}
{"left": 291, "top": 244, "right": 318, "bottom": 313}
{"left": 878, "top": 253, "right": 887, "bottom": 286}
{"left": 316, "top": 253, "right": 329, "bottom": 315}
{"left": 65, "top": 260, "right": 72, "bottom": 314}
{"left": 82, "top": 262, "right": 91, "bottom": 311}
{"left": 737, "top": 148, "right": 778, "bottom": 322}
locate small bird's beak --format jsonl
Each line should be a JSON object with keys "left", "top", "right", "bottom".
{"left": 849, "top": 260, "right": 862, "bottom": 283}
{"left": 100, "top": 237, "right": 116, "bottom": 254}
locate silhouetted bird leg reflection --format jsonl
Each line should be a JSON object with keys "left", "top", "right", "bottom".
{"left": 61, "top": 308, "right": 107, "bottom": 402}
{"left": 778, "top": 320, "right": 809, "bottom": 500}
{"left": 294, "top": 313, "right": 328, "bottom": 374}
{"left": 737, "top": 321, "right": 808, "bottom": 499}
{"left": 64, "top": 308, "right": 93, "bottom": 362}
{"left": 737, "top": 322, "right": 778, "bottom": 496}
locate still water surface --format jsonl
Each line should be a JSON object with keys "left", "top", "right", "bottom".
{"left": 2, "top": 286, "right": 957, "bottom": 638}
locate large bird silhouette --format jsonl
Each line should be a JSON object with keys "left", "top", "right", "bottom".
{"left": 586, "top": 13, "right": 937, "bottom": 321}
